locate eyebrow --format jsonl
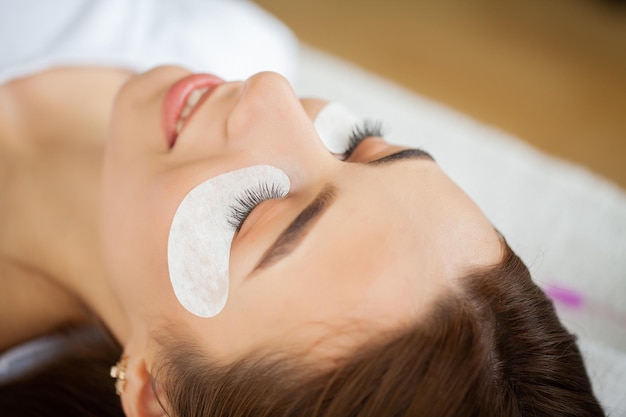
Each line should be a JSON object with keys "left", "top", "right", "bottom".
{"left": 250, "top": 147, "right": 435, "bottom": 274}
{"left": 366, "top": 147, "right": 434, "bottom": 165}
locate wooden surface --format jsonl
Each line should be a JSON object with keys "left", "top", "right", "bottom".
{"left": 255, "top": 0, "right": 626, "bottom": 189}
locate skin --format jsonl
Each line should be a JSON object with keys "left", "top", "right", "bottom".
{"left": 102, "top": 66, "right": 503, "bottom": 359}
{"left": 1, "top": 65, "right": 502, "bottom": 416}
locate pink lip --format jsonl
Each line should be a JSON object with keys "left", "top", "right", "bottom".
{"left": 161, "top": 73, "right": 224, "bottom": 148}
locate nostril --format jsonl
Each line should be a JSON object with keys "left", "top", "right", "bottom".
{"left": 313, "top": 102, "right": 360, "bottom": 158}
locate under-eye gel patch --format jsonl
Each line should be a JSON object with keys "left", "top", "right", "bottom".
{"left": 168, "top": 165, "right": 290, "bottom": 317}
{"left": 314, "top": 102, "right": 360, "bottom": 156}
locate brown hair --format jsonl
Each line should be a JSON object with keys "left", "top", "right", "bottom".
{"left": 0, "top": 326, "right": 124, "bottom": 417}
{"left": 154, "top": 244, "right": 604, "bottom": 417}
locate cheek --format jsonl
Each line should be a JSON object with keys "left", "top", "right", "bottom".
{"left": 100, "top": 154, "right": 186, "bottom": 317}
{"left": 168, "top": 165, "right": 290, "bottom": 318}
{"left": 100, "top": 175, "right": 168, "bottom": 302}
{"left": 106, "top": 74, "right": 171, "bottom": 161}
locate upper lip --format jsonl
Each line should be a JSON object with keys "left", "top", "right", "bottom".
{"left": 161, "top": 73, "right": 224, "bottom": 148}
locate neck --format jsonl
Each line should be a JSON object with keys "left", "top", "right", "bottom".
{"left": 0, "top": 67, "right": 134, "bottom": 345}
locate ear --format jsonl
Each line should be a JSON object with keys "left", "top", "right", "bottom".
{"left": 120, "top": 355, "right": 167, "bottom": 417}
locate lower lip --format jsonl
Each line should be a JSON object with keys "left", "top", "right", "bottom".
{"left": 161, "top": 73, "right": 224, "bottom": 148}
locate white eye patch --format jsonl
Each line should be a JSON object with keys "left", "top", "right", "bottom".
{"left": 167, "top": 165, "right": 290, "bottom": 317}
{"left": 314, "top": 102, "right": 360, "bottom": 157}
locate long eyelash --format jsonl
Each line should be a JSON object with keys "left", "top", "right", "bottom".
{"left": 227, "top": 183, "right": 286, "bottom": 232}
{"left": 345, "top": 119, "right": 386, "bottom": 158}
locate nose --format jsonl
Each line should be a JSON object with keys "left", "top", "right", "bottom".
{"left": 224, "top": 72, "right": 338, "bottom": 187}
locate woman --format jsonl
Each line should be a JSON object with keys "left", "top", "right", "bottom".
{"left": 0, "top": 1, "right": 604, "bottom": 416}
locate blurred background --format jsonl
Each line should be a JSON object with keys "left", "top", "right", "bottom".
{"left": 254, "top": 0, "right": 626, "bottom": 189}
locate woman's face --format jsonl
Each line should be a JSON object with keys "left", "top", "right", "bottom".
{"left": 101, "top": 66, "right": 502, "bottom": 362}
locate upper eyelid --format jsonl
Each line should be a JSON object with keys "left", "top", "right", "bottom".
{"left": 228, "top": 183, "right": 289, "bottom": 233}
{"left": 251, "top": 183, "right": 337, "bottom": 273}
{"left": 344, "top": 119, "right": 386, "bottom": 158}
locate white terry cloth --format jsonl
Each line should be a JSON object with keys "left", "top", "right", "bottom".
{"left": 295, "top": 46, "right": 626, "bottom": 415}
{"left": 0, "top": 0, "right": 298, "bottom": 84}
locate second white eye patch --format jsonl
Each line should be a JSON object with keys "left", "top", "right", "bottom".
{"left": 314, "top": 102, "right": 386, "bottom": 159}
{"left": 314, "top": 102, "right": 361, "bottom": 157}
{"left": 168, "top": 165, "right": 290, "bottom": 318}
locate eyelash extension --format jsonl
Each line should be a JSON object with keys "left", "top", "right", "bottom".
{"left": 227, "top": 183, "right": 286, "bottom": 232}
{"left": 344, "top": 119, "right": 386, "bottom": 158}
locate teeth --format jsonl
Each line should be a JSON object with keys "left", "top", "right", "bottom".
{"left": 187, "top": 87, "right": 207, "bottom": 107}
{"left": 180, "top": 104, "right": 192, "bottom": 119}
{"left": 176, "top": 87, "right": 210, "bottom": 136}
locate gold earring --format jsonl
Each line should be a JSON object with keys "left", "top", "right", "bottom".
{"left": 110, "top": 355, "right": 128, "bottom": 396}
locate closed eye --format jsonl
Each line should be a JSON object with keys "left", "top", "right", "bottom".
{"left": 344, "top": 119, "right": 386, "bottom": 159}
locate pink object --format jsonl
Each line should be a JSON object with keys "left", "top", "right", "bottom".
{"left": 544, "top": 284, "right": 585, "bottom": 310}
{"left": 544, "top": 282, "right": 626, "bottom": 329}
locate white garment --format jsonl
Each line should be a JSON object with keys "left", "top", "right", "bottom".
{"left": 0, "top": 0, "right": 298, "bottom": 84}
